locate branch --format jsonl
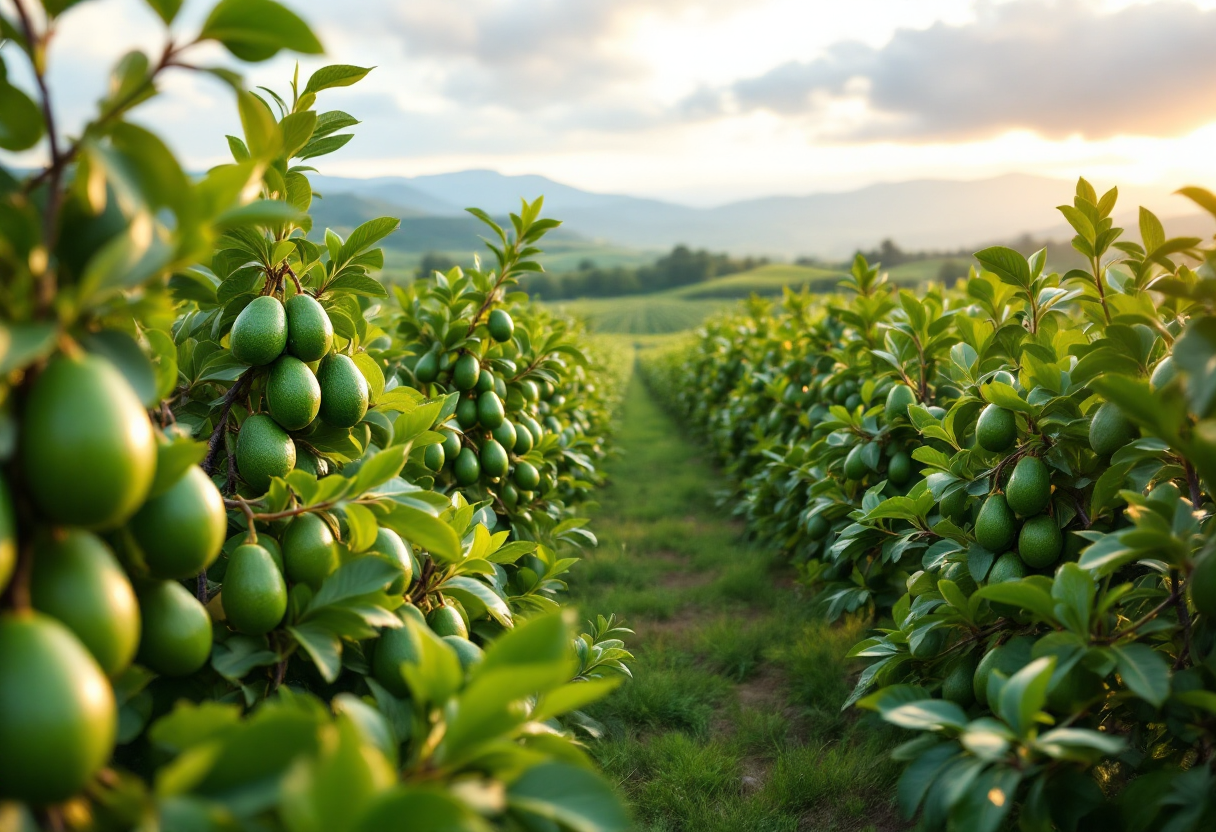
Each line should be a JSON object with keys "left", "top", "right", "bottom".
{"left": 202, "top": 370, "right": 254, "bottom": 477}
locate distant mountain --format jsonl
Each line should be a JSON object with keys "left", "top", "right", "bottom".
{"left": 309, "top": 171, "right": 1202, "bottom": 259}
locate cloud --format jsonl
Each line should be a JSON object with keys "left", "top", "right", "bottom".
{"left": 720, "top": 0, "right": 1216, "bottom": 141}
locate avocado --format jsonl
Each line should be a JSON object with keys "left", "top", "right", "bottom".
{"left": 513, "top": 460, "right": 541, "bottom": 491}
{"left": 282, "top": 513, "right": 337, "bottom": 587}
{"left": 940, "top": 487, "right": 970, "bottom": 524}
{"left": 975, "top": 494, "right": 1017, "bottom": 552}
{"left": 1089, "top": 402, "right": 1137, "bottom": 456}
{"left": 513, "top": 421, "right": 535, "bottom": 454}
{"left": 222, "top": 543, "right": 288, "bottom": 635}
{"left": 976, "top": 404, "right": 1017, "bottom": 452}
{"left": 476, "top": 369, "right": 495, "bottom": 394}
{"left": 844, "top": 445, "right": 867, "bottom": 481}
{"left": 477, "top": 391, "right": 505, "bottom": 429}
{"left": 1018, "top": 515, "right": 1062, "bottom": 568}
{"left": 414, "top": 350, "right": 439, "bottom": 383}
{"left": 480, "top": 439, "right": 509, "bottom": 479}
{"left": 424, "top": 442, "right": 445, "bottom": 472}
{"left": 887, "top": 450, "right": 912, "bottom": 484}
{"left": 844, "top": 392, "right": 862, "bottom": 411}
{"left": 454, "top": 447, "right": 481, "bottom": 486}
{"left": 30, "top": 530, "right": 140, "bottom": 676}
{"left": 973, "top": 635, "right": 1034, "bottom": 707}
{"left": 441, "top": 430, "right": 462, "bottom": 463}
{"left": 885, "top": 384, "right": 917, "bottom": 421}
{"left": 521, "top": 380, "right": 540, "bottom": 402}
{"left": 22, "top": 353, "right": 156, "bottom": 530}
{"left": 317, "top": 353, "right": 369, "bottom": 428}
{"left": 236, "top": 414, "right": 296, "bottom": 493}
{"left": 136, "top": 581, "right": 212, "bottom": 677}
{"left": 230, "top": 295, "right": 287, "bottom": 366}
{"left": 453, "top": 353, "right": 481, "bottom": 391}
{"left": 266, "top": 355, "right": 321, "bottom": 431}
{"left": 941, "top": 652, "right": 979, "bottom": 707}
{"left": 367, "top": 527, "right": 414, "bottom": 595}
{"left": 0, "top": 613, "right": 117, "bottom": 805}
{"left": 132, "top": 465, "right": 228, "bottom": 580}
{"left": 492, "top": 419, "right": 517, "bottom": 449}
{"left": 427, "top": 605, "right": 468, "bottom": 638}
{"left": 910, "top": 628, "right": 945, "bottom": 659}
{"left": 489, "top": 309, "right": 515, "bottom": 343}
{"left": 1005, "top": 456, "right": 1051, "bottom": 516}
{"left": 989, "top": 551, "right": 1028, "bottom": 583}
{"left": 444, "top": 635, "right": 484, "bottom": 669}
{"left": 806, "top": 513, "right": 830, "bottom": 540}
{"left": 501, "top": 482, "right": 520, "bottom": 508}
{"left": 284, "top": 293, "right": 333, "bottom": 362}
{"left": 371, "top": 624, "right": 423, "bottom": 696}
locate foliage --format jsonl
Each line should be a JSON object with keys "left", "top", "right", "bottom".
{"left": 0, "top": 2, "right": 628, "bottom": 830}
{"left": 644, "top": 178, "right": 1216, "bottom": 831}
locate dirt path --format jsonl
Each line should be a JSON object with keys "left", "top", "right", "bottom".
{"left": 568, "top": 371, "right": 905, "bottom": 832}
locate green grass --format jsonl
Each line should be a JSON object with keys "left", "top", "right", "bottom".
{"left": 551, "top": 297, "right": 729, "bottom": 334}
{"left": 569, "top": 370, "right": 903, "bottom": 831}
{"left": 666, "top": 263, "right": 846, "bottom": 300}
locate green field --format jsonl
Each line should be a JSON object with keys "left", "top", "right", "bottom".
{"left": 552, "top": 297, "right": 730, "bottom": 334}
{"left": 667, "top": 263, "right": 846, "bottom": 299}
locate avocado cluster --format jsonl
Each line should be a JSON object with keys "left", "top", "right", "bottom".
{"left": 230, "top": 293, "right": 370, "bottom": 493}
{"left": 1, "top": 351, "right": 226, "bottom": 805}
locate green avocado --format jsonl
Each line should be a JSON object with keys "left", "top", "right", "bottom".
{"left": 282, "top": 513, "right": 337, "bottom": 587}
{"left": 501, "top": 482, "right": 520, "bottom": 508}
{"left": 521, "top": 380, "right": 540, "bottom": 402}
{"left": 444, "top": 635, "right": 484, "bottom": 669}
{"left": 976, "top": 404, "right": 1017, "bottom": 452}
{"left": 844, "top": 392, "right": 862, "bottom": 411}
{"left": 975, "top": 494, "right": 1017, "bottom": 552}
{"left": 1189, "top": 550, "right": 1216, "bottom": 617}
{"left": 284, "top": 293, "right": 333, "bottom": 362}
{"left": 456, "top": 396, "right": 479, "bottom": 429}
{"left": 489, "top": 309, "right": 515, "bottom": 343}
{"left": 31, "top": 530, "right": 140, "bottom": 676}
{"left": 884, "top": 384, "right": 917, "bottom": 421}
{"left": 973, "top": 635, "right": 1034, "bottom": 707}
{"left": 428, "top": 605, "right": 468, "bottom": 638}
{"left": 236, "top": 414, "right": 296, "bottom": 493}
{"left": 0, "top": 475, "right": 15, "bottom": 595}
{"left": 424, "top": 442, "right": 446, "bottom": 472}
{"left": 414, "top": 350, "right": 439, "bottom": 383}
{"left": 940, "top": 487, "right": 969, "bottom": 524}
{"left": 513, "top": 421, "right": 535, "bottom": 454}
{"left": 22, "top": 353, "right": 156, "bottom": 530}
{"left": 909, "top": 628, "right": 945, "bottom": 659}
{"left": 231, "top": 295, "right": 287, "bottom": 366}
{"left": 454, "top": 447, "right": 481, "bottom": 486}
{"left": 1150, "top": 356, "right": 1176, "bottom": 391}
{"left": 492, "top": 419, "right": 517, "bottom": 449}
{"left": 513, "top": 461, "right": 541, "bottom": 491}
{"left": 478, "top": 391, "right": 505, "bottom": 429}
{"left": 453, "top": 353, "right": 481, "bottom": 391}
{"left": 131, "top": 465, "right": 228, "bottom": 579}
{"left": 136, "top": 581, "right": 212, "bottom": 677}
{"left": 371, "top": 623, "right": 423, "bottom": 696}
{"left": 941, "top": 652, "right": 979, "bottom": 707}
{"left": 266, "top": 355, "right": 321, "bottom": 431}
{"left": 1089, "top": 402, "right": 1137, "bottom": 456}
{"left": 887, "top": 450, "right": 912, "bottom": 484}
{"left": 317, "top": 353, "right": 369, "bottom": 428}
{"left": 1018, "top": 515, "right": 1062, "bottom": 568}
{"left": 989, "top": 551, "right": 1028, "bottom": 583}
{"left": 806, "top": 513, "right": 829, "bottom": 540}
{"left": 222, "top": 543, "right": 287, "bottom": 635}
{"left": 476, "top": 369, "right": 495, "bottom": 394}
{"left": 367, "top": 527, "right": 414, "bottom": 595}
{"left": 844, "top": 445, "right": 867, "bottom": 481}
{"left": 1005, "top": 456, "right": 1051, "bottom": 516}
{"left": 0, "top": 613, "right": 117, "bottom": 805}
{"left": 440, "top": 430, "right": 462, "bottom": 463}
{"left": 481, "top": 439, "right": 509, "bottom": 479}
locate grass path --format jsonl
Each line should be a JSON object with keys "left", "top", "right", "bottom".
{"left": 567, "top": 371, "right": 903, "bottom": 832}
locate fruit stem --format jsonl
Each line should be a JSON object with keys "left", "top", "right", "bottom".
{"left": 233, "top": 496, "right": 259, "bottom": 544}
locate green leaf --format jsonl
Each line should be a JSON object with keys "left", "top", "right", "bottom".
{"left": 975, "top": 246, "right": 1031, "bottom": 289}
{"left": 379, "top": 504, "right": 461, "bottom": 563}
{"left": 304, "top": 65, "right": 373, "bottom": 94}
{"left": 442, "top": 575, "right": 512, "bottom": 628}
{"left": 343, "top": 503, "right": 378, "bottom": 553}
{"left": 353, "top": 786, "right": 491, "bottom": 832}
{"left": 0, "top": 74, "right": 44, "bottom": 151}
{"left": 881, "top": 699, "right": 968, "bottom": 732}
{"left": 337, "top": 217, "right": 400, "bottom": 264}
{"left": 288, "top": 621, "right": 343, "bottom": 682}
{"left": 533, "top": 678, "right": 623, "bottom": 723}
{"left": 142, "top": 0, "right": 183, "bottom": 24}
{"left": 996, "top": 657, "right": 1054, "bottom": 737}
{"left": 0, "top": 322, "right": 57, "bottom": 374}
{"left": 351, "top": 446, "right": 406, "bottom": 494}
{"left": 200, "top": 0, "right": 323, "bottom": 62}
{"left": 1112, "top": 643, "right": 1171, "bottom": 707}
{"left": 980, "top": 381, "right": 1033, "bottom": 414}
{"left": 280, "top": 110, "right": 318, "bottom": 158}
{"left": 974, "top": 580, "right": 1057, "bottom": 622}
{"left": 148, "top": 439, "right": 208, "bottom": 499}
{"left": 79, "top": 329, "right": 158, "bottom": 406}
{"left": 508, "top": 763, "right": 630, "bottom": 832}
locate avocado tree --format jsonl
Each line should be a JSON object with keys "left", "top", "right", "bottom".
{"left": 0, "top": 1, "right": 630, "bottom": 829}
{"left": 647, "top": 178, "right": 1216, "bottom": 830}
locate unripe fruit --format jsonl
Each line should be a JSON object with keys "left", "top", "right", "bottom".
{"left": 130, "top": 466, "right": 228, "bottom": 579}
{"left": 492, "top": 419, "right": 517, "bottom": 450}
{"left": 806, "top": 513, "right": 829, "bottom": 540}
{"left": 137, "top": 581, "right": 213, "bottom": 677}
{"left": 0, "top": 613, "right": 117, "bottom": 805}
{"left": 367, "top": 527, "right": 414, "bottom": 595}
{"left": 0, "top": 475, "right": 14, "bottom": 594}
{"left": 231, "top": 295, "right": 287, "bottom": 366}
{"left": 481, "top": 439, "right": 509, "bottom": 480}
{"left": 501, "top": 481, "right": 519, "bottom": 508}
{"left": 284, "top": 293, "right": 333, "bottom": 362}
{"left": 989, "top": 551, "right": 1028, "bottom": 583}
{"left": 1018, "top": 515, "right": 1062, "bottom": 568}
{"left": 941, "top": 653, "right": 979, "bottom": 707}
{"left": 1089, "top": 402, "right": 1137, "bottom": 456}
{"left": 477, "top": 391, "right": 505, "bottom": 429}
{"left": 428, "top": 605, "right": 468, "bottom": 638}
{"left": 909, "top": 628, "right": 944, "bottom": 659}
{"left": 22, "top": 353, "right": 156, "bottom": 529}
{"left": 885, "top": 384, "right": 916, "bottom": 421}
{"left": 513, "top": 461, "right": 541, "bottom": 491}
{"left": 976, "top": 404, "right": 1017, "bottom": 452}
{"left": 424, "top": 442, "right": 445, "bottom": 472}
{"left": 521, "top": 379, "right": 540, "bottom": 402}
{"left": 453, "top": 354, "right": 481, "bottom": 391}
{"left": 441, "top": 430, "right": 461, "bottom": 463}
{"left": 488, "top": 309, "right": 515, "bottom": 342}
{"left": 282, "top": 513, "right": 338, "bottom": 587}
{"left": 236, "top": 414, "right": 296, "bottom": 493}
{"left": 975, "top": 494, "right": 1017, "bottom": 552}
{"left": 456, "top": 396, "right": 479, "bottom": 429}
{"left": 444, "top": 635, "right": 484, "bottom": 669}
{"left": 317, "top": 353, "right": 369, "bottom": 428}
{"left": 454, "top": 447, "right": 481, "bottom": 486}
{"left": 31, "top": 530, "right": 140, "bottom": 676}
{"left": 1005, "top": 456, "right": 1051, "bottom": 517}
{"left": 940, "top": 487, "right": 969, "bottom": 523}
{"left": 887, "top": 450, "right": 911, "bottom": 484}
{"left": 513, "top": 421, "right": 535, "bottom": 454}
{"left": 476, "top": 369, "right": 495, "bottom": 394}
{"left": 266, "top": 355, "right": 321, "bottom": 431}
{"left": 222, "top": 543, "right": 287, "bottom": 635}
{"left": 371, "top": 624, "right": 422, "bottom": 697}
{"left": 414, "top": 350, "right": 440, "bottom": 383}
{"left": 844, "top": 445, "right": 867, "bottom": 481}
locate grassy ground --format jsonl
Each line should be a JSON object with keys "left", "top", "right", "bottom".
{"left": 552, "top": 297, "right": 730, "bottom": 334}
{"left": 568, "top": 371, "right": 903, "bottom": 832}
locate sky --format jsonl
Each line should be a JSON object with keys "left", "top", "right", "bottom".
{"left": 6, "top": 0, "right": 1216, "bottom": 205}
